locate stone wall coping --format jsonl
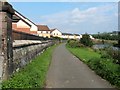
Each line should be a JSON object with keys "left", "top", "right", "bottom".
{"left": 13, "top": 40, "right": 51, "bottom": 48}
{"left": 0, "top": 2, "right": 14, "bottom": 14}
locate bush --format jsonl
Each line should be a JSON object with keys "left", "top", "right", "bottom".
{"left": 101, "top": 51, "right": 112, "bottom": 59}
{"left": 67, "top": 45, "right": 120, "bottom": 89}
{"left": 88, "top": 58, "right": 120, "bottom": 88}
{"left": 80, "top": 34, "right": 93, "bottom": 47}
{"left": 106, "top": 48, "right": 120, "bottom": 65}
{"left": 67, "top": 39, "right": 84, "bottom": 48}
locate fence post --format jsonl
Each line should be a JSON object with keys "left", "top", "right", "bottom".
{"left": 0, "top": 1, "right": 14, "bottom": 80}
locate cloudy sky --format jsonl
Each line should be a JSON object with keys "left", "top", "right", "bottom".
{"left": 10, "top": 2, "right": 118, "bottom": 34}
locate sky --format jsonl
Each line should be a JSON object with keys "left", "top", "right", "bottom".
{"left": 9, "top": 1, "right": 118, "bottom": 34}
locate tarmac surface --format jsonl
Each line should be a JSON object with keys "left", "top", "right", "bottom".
{"left": 46, "top": 43, "right": 114, "bottom": 88}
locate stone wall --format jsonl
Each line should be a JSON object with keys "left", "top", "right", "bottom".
{"left": 0, "top": 2, "right": 54, "bottom": 82}
{"left": 0, "top": 1, "right": 14, "bottom": 80}
{"left": 12, "top": 40, "right": 54, "bottom": 74}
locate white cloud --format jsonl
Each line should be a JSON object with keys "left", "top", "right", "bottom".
{"left": 40, "top": 3, "right": 117, "bottom": 34}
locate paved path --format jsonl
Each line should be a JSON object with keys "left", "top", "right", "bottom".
{"left": 46, "top": 43, "right": 113, "bottom": 88}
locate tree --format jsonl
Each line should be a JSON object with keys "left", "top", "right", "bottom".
{"left": 80, "top": 34, "right": 93, "bottom": 47}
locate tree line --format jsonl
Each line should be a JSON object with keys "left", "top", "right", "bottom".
{"left": 92, "top": 33, "right": 119, "bottom": 40}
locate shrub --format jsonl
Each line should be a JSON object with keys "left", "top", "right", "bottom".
{"left": 106, "top": 48, "right": 120, "bottom": 65}
{"left": 80, "top": 34, "right": 93, "bottom": 47}
{"left": 67, "top": 39, "right": 84, "bottom": 48}
{"left": 88, "top": 58, "right": 120, "bottom": 88}
{"left": 100, "top": 51, "right": 112, "bottom": 59}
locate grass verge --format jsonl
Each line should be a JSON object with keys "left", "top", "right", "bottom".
{"left": 2, "top": 45, "right": 57, "bottom": 88}
{"left": 67, "top": 46, "right": 101, "bottom": 62}
{"left": 66, "top": 45, "right": 120, "bottom": 89}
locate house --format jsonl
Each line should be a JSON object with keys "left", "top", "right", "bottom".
{"left": 89, "top": 35, "right": 95, "bottom": 40}
{"left": 12, "top": 10, "right": 38, "bottom": 35}
{"left": 61, "top": 33, "right": 82, "bottom": 39}
{"left": 61, "top": 33, "right": 74, "bottom": 39}
{"left": 37, "top": 25, "right": 51, "bottom": 38}
{"left": 50, "top": 28, "right": 62, "bottom": 38}
{"left": 74, "top": 34, "right": 82, "bottom": 39}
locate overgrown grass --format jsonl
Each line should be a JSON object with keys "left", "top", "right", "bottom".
{"left": 87, "top": 58, "right": 120, "bottom": 87}
{"left": 66, "top": 45, "right": 120, "bottom": 89}
{"left": 2, "top": 45, "right": 57, "bottom": 88}
{"left": 67, "top": 46, "right": 101, "bottom": 62}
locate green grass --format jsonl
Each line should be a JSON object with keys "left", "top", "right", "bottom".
{"left": 67, "top": 46, "right": 101, "bottom": 62}
{"left": 66, "top": 45, "right": 120, "bottom": 89}
{"left": 2, "top": 45, "right": 57, "bottom": 88}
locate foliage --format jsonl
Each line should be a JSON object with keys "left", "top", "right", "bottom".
{"left": 93, "top": 44, "right": 120, "bottom": 65}
{"left": 2, "top": 45, "right": 56, "bottom": 88}
{"left": 100, "top": 51, "right": 112, "bottom": 59}
{"left": 80, "top": 34, "right": 93, "bottom": 47}
{"left": 66, "top": 46, "right": 120, "bottom": 89}
{"left": 67, "top": 39, "right": 84, "bottom": 48}
{"left": 51, "top": 36, "right": 61, "bottom": 41}
{"left": 106, "top": 48, "right": 120, "bottom": 65}
{"left": 88, "top": 58, "right": 120, "bottom": 88}
{"left": 92, "top": 33, "right": 118, "bottom": 40}
{"left": 66, "top": 46, "right": 101, "bottom": 63}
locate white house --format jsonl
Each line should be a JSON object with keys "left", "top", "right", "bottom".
{"left": 69, "top": 35, "right": 74, "bottom": 39}
{"left": 51, "top": 28, "right": 62, "bottom": 38}
{"left": 61, "top": 33, "right": 71, "bottom": 39}
{"left": 89, "top": 35, "right": 95, "bottom": 40}
{"left": 37, "top": 25, "right": 51, "bottom": 38}
{"left": 80, "top": 34, "right": 94, "bottom": 40}
{"left": 61, "top": 33, "right": 83, "bottom": 40}
{"left": 12, "top": 10, "right": 38, "bottom": 35}
{"left": 74, "top": 34, "right": 82, "bottom": 39}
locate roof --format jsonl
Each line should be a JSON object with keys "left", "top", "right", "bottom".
{"left": 13, "top": 28, "right": 37, "bottom": 35}
{"left": 74, "top": 34, "right": 80, "bottom": 36}
{"left": 12, "top": 12, "right": 31, "bottom": 27}
{"left": 50, "top": 28, "right": 61, "bottom": 33}
{"left": 37, "top": 25, "right": 50, "bottom": 31}
{"left": 62, "top": 33, "right": 73, "bottom": 35}
{"left": 51, "top": 28, "right": 56, "bottom": 31}
{"left": 12, "top": 14, "right": 31, "bottom": 27}
{"left": 14, "top": 10, "right": 36, "bottom": 27}
{"left": 50, "top": 29, "right": 55, "bottom": 33}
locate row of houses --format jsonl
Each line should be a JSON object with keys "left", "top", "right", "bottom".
{"left": 12, "top": 10, "right": 94, "bottom": 40}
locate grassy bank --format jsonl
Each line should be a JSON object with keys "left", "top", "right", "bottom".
{"left": 67, "top": 47, "right": 101, "bottom": 62}
{"left": 66, "top": 45, "right": 120, "bottom": 89}
{"left": 2, "top": 45, "right": 57, "bottom": 88}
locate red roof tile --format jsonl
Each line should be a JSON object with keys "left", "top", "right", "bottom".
{"left": 37, "top": 25, "right": 50, "bottom": 31}
{"left": 13, "top": 28, "right": 37, "bottom": 35}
